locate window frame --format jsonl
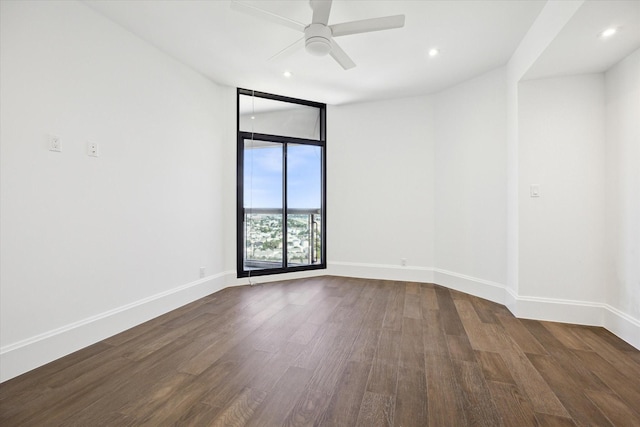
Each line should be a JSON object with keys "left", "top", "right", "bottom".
{"left": 236, "top": 88, "right": 326, "bottom": 278}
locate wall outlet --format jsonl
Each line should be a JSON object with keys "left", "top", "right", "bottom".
{"left": 87, "top": 142, "right": 99, "bottom": 157}
{"left": 199, "top": 267, "right": 205, "bottom": 278}
{"left": 48, "top": 135, "right": 61, "bottom": 152}
{"left": 401, "top": 258, "right": 407, "bottom": 267}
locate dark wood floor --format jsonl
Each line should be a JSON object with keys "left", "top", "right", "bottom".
{"left": 1, "top": 276, "right": 639, "bottom": 426}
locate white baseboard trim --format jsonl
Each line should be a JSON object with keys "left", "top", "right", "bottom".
{"left": 328, "top": 262, "right": 506, "bottom": 306}
{"left": 3, "top": 265, "right": 638, "bottom": 382}
{"left": 432, "top": 268, "right": 507, "bottom": 305}
{"left": 0, "top": 271, "right": 235, "bottom": 383}
{"left": 509, "top": 292, "right": 640, "bottom": 350}
{"left": 328, "top": 261, "right": 435, "bottom": 283}
{"left": 601, "top": 304, "right": 640, "bottom": 349}
{"left": 510, "top": 293, "right": 605, "bottom": 326}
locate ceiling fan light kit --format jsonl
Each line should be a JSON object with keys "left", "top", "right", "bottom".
{"left": 305, "top": 24, "right": 332, "bottom": 56}
{"left": 231, "top": 0, "right": 405, "bottom": 70}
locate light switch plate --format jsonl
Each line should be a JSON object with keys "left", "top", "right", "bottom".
{"left": 530, "top": 184, "right": 540, "bottom": 198}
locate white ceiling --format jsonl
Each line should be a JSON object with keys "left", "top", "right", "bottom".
{"left": 525, "top": 0, "right": 640, "bottom": 80}
{"left": 84, "top": 0, "right": 638, "bottom": 105}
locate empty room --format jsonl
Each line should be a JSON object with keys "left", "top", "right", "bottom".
{"left": 1, "top": 0, "right": 639, "bottom": 426}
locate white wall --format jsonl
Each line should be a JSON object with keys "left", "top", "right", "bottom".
{"left": 433, "top": 67, "right": 508, "bottom": 298}
{"left": 328, "top": 96, "right": 435, "bottom": 281}
{"left": 0, "top": 1, "right": 228, "bottom": 381}
{"left": 605, "top": 49, "right": 640, "bottom": 324}
{"left": 505, "top": 0, "right": 584, "bottom": 301}
{"left": 518, "top": 75, "right": 606, "bottom": 308}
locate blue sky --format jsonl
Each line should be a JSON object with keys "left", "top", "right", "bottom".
{"left": 244, "top": 144, "right": 321, "bottom": 209}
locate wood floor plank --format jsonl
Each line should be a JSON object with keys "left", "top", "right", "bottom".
{"left": 542, "top": 322, "right": 594, "bottom": 351}
{"left": 289, "top": 322, "right": 321, "bottom": 345}
{"left": 497, "top": 314, "right": 548, "bottom": 355}
{"left": 446, "top": 333, "right": 476, "bottom": 362}
{"left": 282, "top": 387, "right": 332, "bottom": 427}
{"left": 422, "top": 308, "right": 450, "bottom": 358}
{"left": 574, "top": 327, "right": 640, "bottom": 380}
{"left": 349, "top": 327, "right": 382, "bottom": 364}
{"left": 315, "top": 361, "right": 371, "bottom": 427}
{"left": 2, "top": 352, "right": 137, "bottom": 426}
{"left": 172, "top": 402, "right": 221, "bottom": 427}
{"left": 394, "top": 366, "right": 427, "bottom": 427}
{"left": 475, "top": 350, "right": 515, "bottom": 384}
{"left": 399, "top": 317, "right": 426, "bottom": 371}
{"left": 360, "top": 287, "right": 391, "bottom": 330}
{"left": 425, "top": 355, "right": 467, "bottom": 426}
{"left": 434, "top": 287, "right": 466, "bottom": 336}
{"left": 245, "top": 366, "right": 313, "bottom": 427}
{"left": 199, "top": 350, "right": 273, "bottom": 408}
{"left": 419, "top": 284, "right": 439, "bottom": 311}
{"left": 2, "top": 276, "right": 639, "bottom": 427}
{"left": 535, "top": 412, "right": 578, "bottom": 426}
{"left": 366, "top": 328, "right": 401, "bottom": 395}
{"left": 527, "top": 353, "right": 614, "bottom": 426}
{"left": 208, "top": 388, "right": 266, "bottom": 427}
{"left": 306, "top": 328, "right": 360, "bottom": 393}
{"left": 452, "top": 359, "right": 501, "bottom": 427}
{"left": 454, "top": 299, "right": 500, "bottom": 352}
{"left": 382, "top": 283, "right": 405, "bottom": 331}
{"left": 519, "top": 319, "right": 611, "bottom": 392}
{"left": 491, "top": 324, "right": 571, "bottom": 418}
{"left": 355, "top": 391, "right": 395, "bottom": 427}
{"left": 585, "top": 389, "right": 640, "bottom": 426}
{"left": 248, "top": 342, "right": 306, "bottom": 394}
{"left": 572, "top": 349, "right": 640, "bottom": 413}
{"left": 403, "top": 289, "right": 422, "bottom": 319}
{"left": 487, "top": 380, "right": 538, "bottom": 427}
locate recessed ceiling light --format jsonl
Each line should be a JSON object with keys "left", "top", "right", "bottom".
{"left": 283, "top": 71, "right": 292, "bottom": 78}
{"left": 250, "top": 116, "right": 255, "bottom": 120}
{"left": 428, "top": 48, "right": 439, "bottom": 57}
{"left": 599, "top": 27, "right": 618, "bottom": 38}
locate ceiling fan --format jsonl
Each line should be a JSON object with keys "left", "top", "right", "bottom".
{"left": 230, "top": 0, "right": 405, "bottom": 70}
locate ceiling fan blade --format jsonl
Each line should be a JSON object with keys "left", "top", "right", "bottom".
{"left": 330, "top": 15, "right": 405, "bottom": 37}
{"left": 268, "top": 37, "right": 304, "bottom": 61}
{"left": 329, "top": 39, "right": 356, "bottom": 70}
{"left": 230, "top": 1, "right": 306, "bottom": 33}
{"left": 311, "top": 0, "right": 332, "bottom": 25}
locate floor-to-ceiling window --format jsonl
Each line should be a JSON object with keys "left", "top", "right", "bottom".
{"left": 237, "top": 89, "right": 326, "bottom": 277}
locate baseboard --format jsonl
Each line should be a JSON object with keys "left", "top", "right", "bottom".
{"left": 510, "top": 294, "right": 605, "bottom": 325}
{"left": 509, "top": 293, "right": 640, "bottom": 350}
{"left": 432, "top": 268, "right": 507, "bottom": 305}
{"left": 0, "top": 271, "right": 236, "bottom": 383}
{"left": 602, "top": 304, "right": 640, "bottom": 349}
{"left": 328, "top": 261, "right": 435, "bottom": 283}
{"left": 328, "top": 262, "right": 506, "bottom": 306}
{"left": 4, "top": 266, "right": 638, "bottom": 382}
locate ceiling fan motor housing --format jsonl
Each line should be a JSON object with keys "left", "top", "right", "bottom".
{"left": 305, "top": 23, "right": 332, "bottom": 56}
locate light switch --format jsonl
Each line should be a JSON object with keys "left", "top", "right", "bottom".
{"left": 530, "top": 184, "right": 540, "bottom": 198}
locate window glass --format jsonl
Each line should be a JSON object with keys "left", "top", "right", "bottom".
{"left": 237, "top": 89, "right": 326, "bottom": 277}
{"left": 239, "top": 94, "right": 321, "bottom": 140}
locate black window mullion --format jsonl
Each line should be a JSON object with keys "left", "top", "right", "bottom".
{"left": 282, "top": 142, "right": 288, "bottom": 269}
